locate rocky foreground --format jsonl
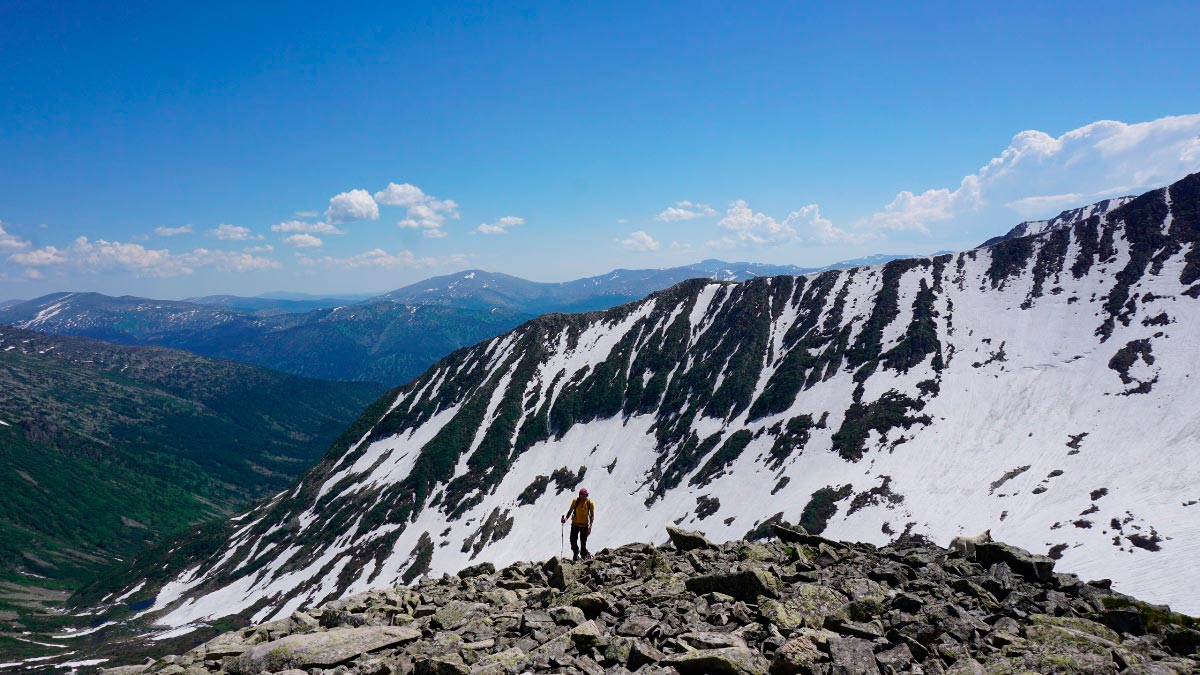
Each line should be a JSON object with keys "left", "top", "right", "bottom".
{"left": 107, "top": 526, "right": 1199, "bottom": 674}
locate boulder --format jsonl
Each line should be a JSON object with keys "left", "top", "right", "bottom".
{"left": 827, "top": 636, "right": 880, "bottom": 675}
{"left": 465, "top": 643, "right": 528, "bottom": 667}
{"left": 548, "top": 605, "right": 587, "bottom": 626}
{"left": 770, "top": 633, "right": 825, "bottom": 674}
{"left": 432, "top": 601, "right": 486, "bottom": 631}
{"left": 686, "top": 568, "right": 781, "bottom": 602}
{"left": 662, "top": 646, "right": 770, "bottom": 675}
{"left": 232, "top": 625, "right": 420, "bottom": 673}
{"left": 628, "top": 639, "right": 666, "bottom": 670}
{"left": 973, "top": 542, "right": 1055, "bottom": 582}
{"left": 459, "top": 561, "right": 496, "bottom": 578}
{"left": 667, "top": 525, "right": 715, "bottom": 551}
{"left": 543, "top": 557, "right": 576, "bottom": 590}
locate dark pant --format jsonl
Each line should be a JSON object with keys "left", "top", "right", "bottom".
{"left": 570, "top": 523, "right": 589, "bottom": 558}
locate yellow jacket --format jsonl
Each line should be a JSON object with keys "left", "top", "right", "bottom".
{"left": 567, "top": 497, "right": 594, "bottom": 527}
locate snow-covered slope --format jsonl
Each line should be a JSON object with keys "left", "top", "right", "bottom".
{"left": 979, "top": 195, "right": 1135, "bottom": 247}
{"left": 124, "top": 174, "right": 1200, "bottom": 631}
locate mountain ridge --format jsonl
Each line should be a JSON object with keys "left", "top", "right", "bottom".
{"left": 83, "top": 173, "right": 1200, "bottom": 641}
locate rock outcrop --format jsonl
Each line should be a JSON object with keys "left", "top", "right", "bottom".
{"left": 106, "top": 529, "right": 1198, "bottom": 674}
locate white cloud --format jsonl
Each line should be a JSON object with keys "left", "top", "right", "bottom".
{"left": 154, "top": 224, "right": 193, "bottom": 237}
{"left": 1004, "top": 193, "right": 1086, "bottom": 218}
{"left": 866, "top": 113, "right": 1200, "bottom": 232}
{"left": 284, "top": 233, "right": 323, "bottom": 248}
{"left": 715, "top": 200, "right": 873, "bottom": 246}
{"left": 7, "top": 237, "right": 278, "bottom": 277}
{"left": 374, "top": 182, "right": 429, "bottom": 207}
{"left": 10, "top": 245, "right": 66, "bottom": 266}
{"left": 376, "top": 182, "right": 460, "bottom": 237}
{"left": 183, "top": 249, "right": 280, "bottom": 273}
{"left": 620, "top": 231, "right": 660, "bottom": 251}
{"left": 654, "top": 201, "right": 717, "bottom": 222}
{"left": 0, "top": 222, "right": 31, "bottom": 251}
{"left": 271, "top": 220, "right": 344, "bottom": 235}
{"left": 476, "top": 216, "right": 525, "bottom": 235}
{"left": 298, "top": 248, "right": 468, "bottom": 270}
{"left": 325, "top": 189, "right": 381, "bottom": 224}
{"left": 211, "top": 224, "right": 262, "bottom": 241}
{"left": 243, "top": 244, "right": 274, "bottom": 254}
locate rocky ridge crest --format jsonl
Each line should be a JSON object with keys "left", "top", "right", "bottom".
{"left": 106, "top": 527, "right": 1198, "bottom": 675}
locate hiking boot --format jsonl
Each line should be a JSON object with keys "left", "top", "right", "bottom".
{"left": 572, "top": 552, "right": 579, "bottom": 561}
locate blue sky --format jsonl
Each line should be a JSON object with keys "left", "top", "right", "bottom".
{"left": 2, "top": 1, "right": 1200, "bottom": 298}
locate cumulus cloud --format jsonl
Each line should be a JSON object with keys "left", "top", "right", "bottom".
{"left": 0, "top": 222, "right": 31, "bottom": 251}
{"left": 374, "top": 182, "right": 429, "bottom": 207}
{"left": 714, "top": 200, "right": 874, "bottom": 246}
{"left": 325, "top": 189, "right": 381, "bottom": 224}
{"left": 654, "top": 201, "right": 717, "bottom": 222}
{"left": 376, "top": 182, "right": 460, "bottom": 237}
{"left": 620, "top": 231, "right": 660, "bottom": 251}
{"left": 284, "top": 233, "right": 323, "bottom": 248}
{"left": 211, "top": 224, "right": 262, "bottom": 241}
{"left": 7, "top": 237, "right": 278, "bottom": 277}
{"left": 271, "top": 220, "right": 345, "bottom": 235}
{"left": 476, "top": 216, "right": 525, "bottom": 235}
{"left": 154, "top": 224, "right": 193, "bottom": 237}
{"left": 866, "top": 113, "right": 1200, "bottom": 232}
{"left": 298, "top": 248, "right": 468, "bottom": 270}
{"left": 10, "top": 245, "right": 66, "bottom": 266}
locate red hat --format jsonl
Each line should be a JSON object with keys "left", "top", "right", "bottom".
{"left": 579, "top": 488, "right": 588, "bottom": 497}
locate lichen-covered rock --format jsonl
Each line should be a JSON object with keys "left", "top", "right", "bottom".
{"left": 662, "top": 646, "right": 770, "bottom": 675}
{"left": 828, "top": 635, "right": 880, "bottom": 675}
{"left": 685, "top": 568, "right": 781, "bottom": 602}
{"left": 231, "top": 625, "right": 420, "bottom": 672}
{"left": 770, "top": 631, "right": 827, "bottom": 674}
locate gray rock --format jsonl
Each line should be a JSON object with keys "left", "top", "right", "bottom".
{"left": 548, "top": 604, "right": 587, "bottom": 626}
{"left": 543, "top": 556, "right": 576, "bottom": 590}
{"left": 679, "top": 630, "right": 749, "bottom": 650}
{"left": 469, "top": 646, "right": 528, "bottom": 674}
{"left": 973, "top": 542, "right": 1055, "bottom": 582}
{"left": 770, "top": 633, "right": 824, "bottom": 675}
{"left": 628, "top": 639, "right": 666, "bottom": 670}
{"left": 667, "top": 525, "right": 715, "bottom": 551}
{"left": 828, "top": 636, "right": 880, "bottom": 675}
{"left": 432, "top": 600, "right": 486, "bottom": 631}
{"left": 232, "top": 625, "right": 420, "bottom": 672}
{"left": 874, "top": 643, "right": 913, "bottom": 672}
{"left": 459, "top": 561, "right": 496, "bottom": 578}
{"left": 686, "top": 568, "right": 781, "bottom": 602}
{"left": 662, "top": 646, "right": 770, "bottom": 675}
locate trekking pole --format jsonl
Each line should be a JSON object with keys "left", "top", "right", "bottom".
{"left": 560, "top": 520, "right": 565, "bottom": 560}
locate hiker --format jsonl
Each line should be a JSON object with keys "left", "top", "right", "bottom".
{"left": 561, "top": 487, "right": 595, "bottom": 560}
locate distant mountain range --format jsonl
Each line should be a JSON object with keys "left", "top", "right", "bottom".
{"left": 0, "top": 255, "right": 925, "bottom": 385}
{"left": 0, "top": 325, "right": 382, "bottom": 634}
{"left": 0, "top": 293, "right": 531, "bottom": 385}
{"left": 372, "top": 256, "right": 919, "bottom": 315}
